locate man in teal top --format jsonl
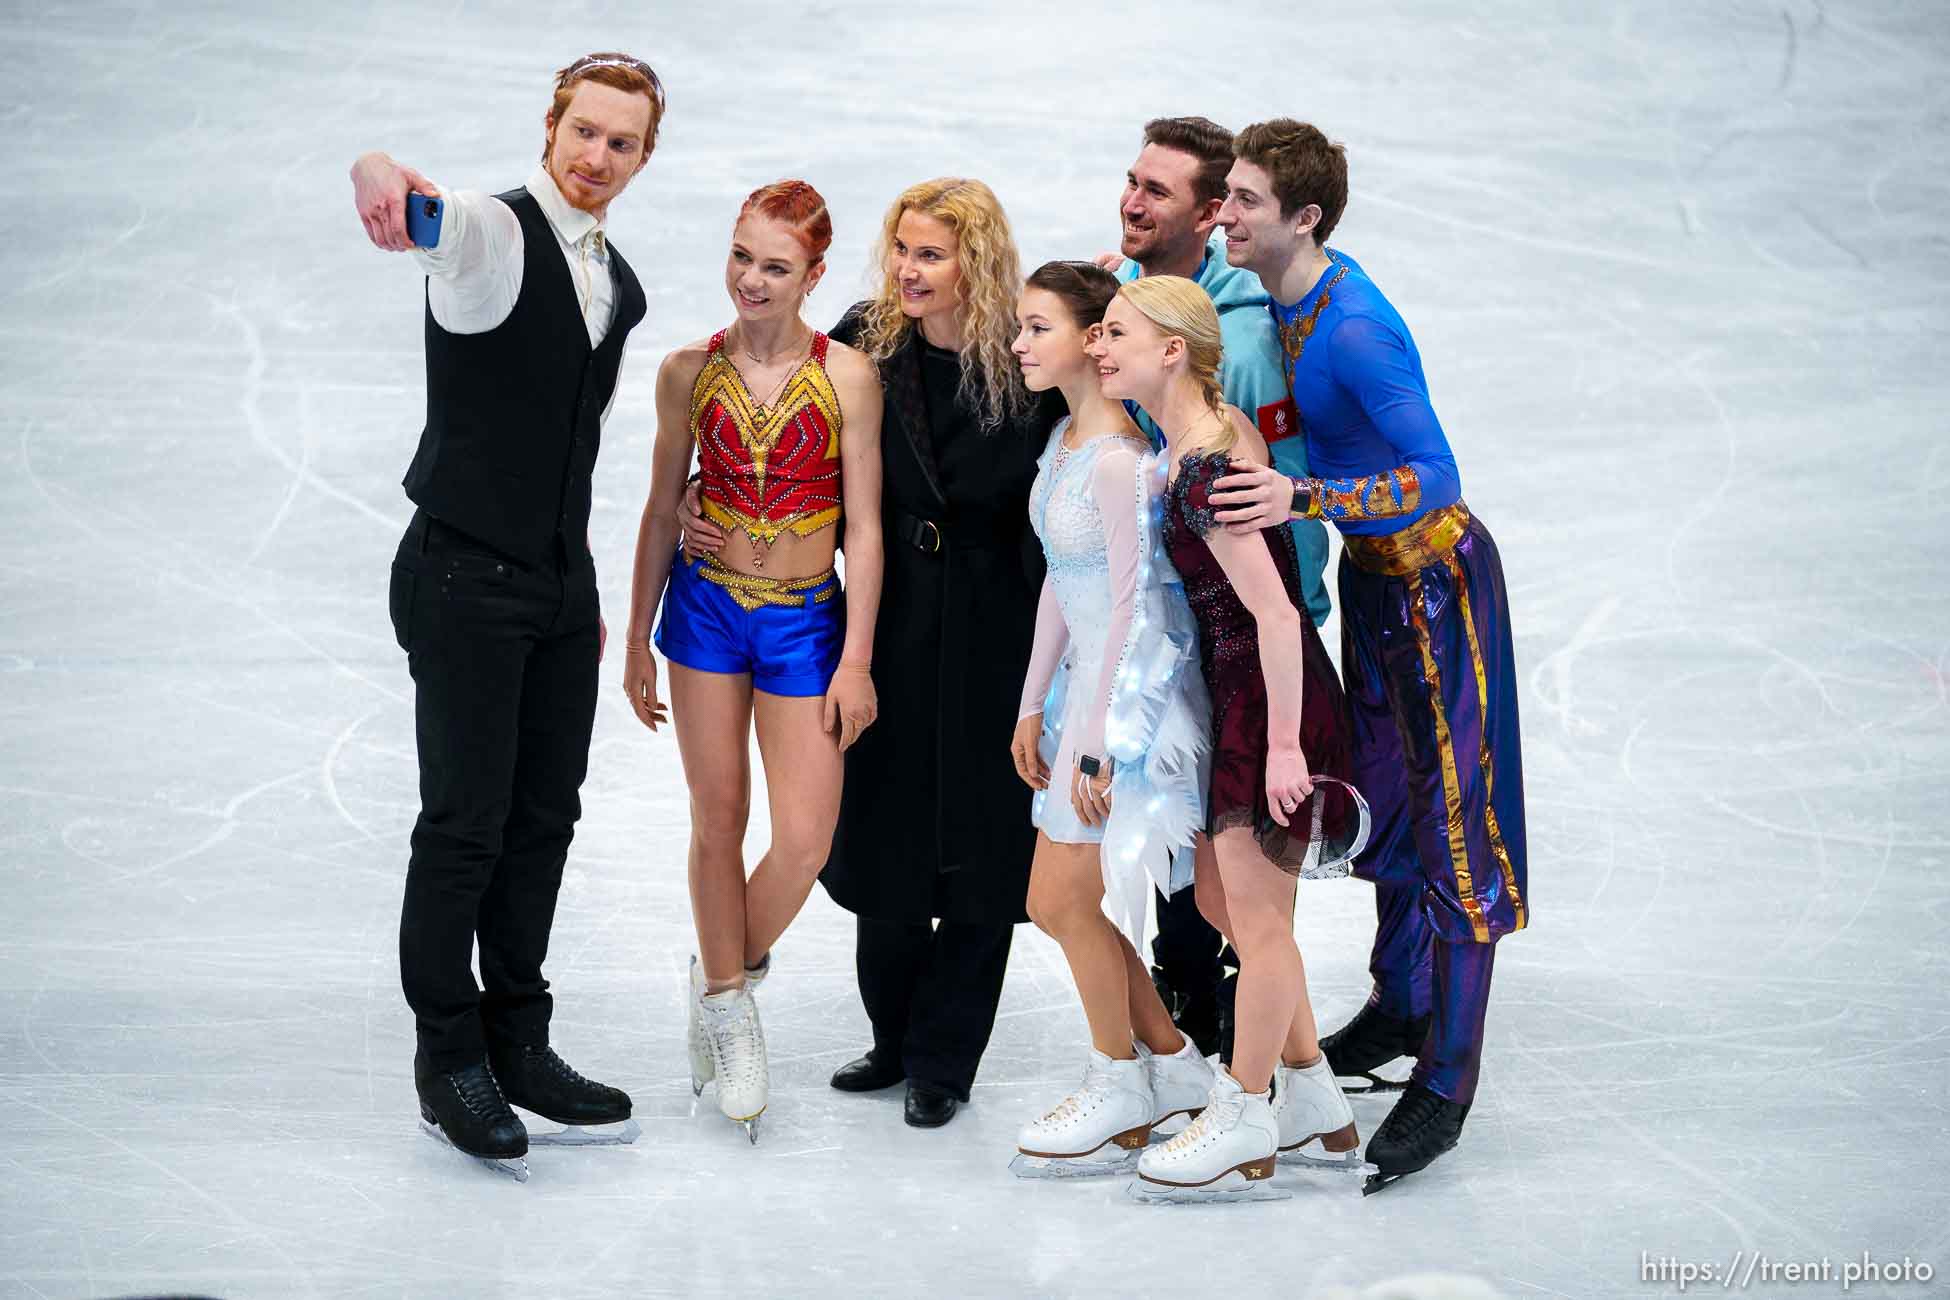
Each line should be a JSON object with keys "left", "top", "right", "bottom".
{"left": 1104, "top": 117, "right": 1334, "bottom": 1068}
{"left": 1111, "top": 116, "right": 1331, "bottom": 626}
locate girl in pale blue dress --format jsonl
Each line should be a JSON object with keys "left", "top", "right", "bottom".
{"left": 1005, "top": 262, "right": 1216, "bottom": 1176}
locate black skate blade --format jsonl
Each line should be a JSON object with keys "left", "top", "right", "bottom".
{"left": 418, "top": 1120, "right": 530, "bottom": 1182}
{"left": 528, "top": 1117, "right": 642, "bottom": 1147}
{"left": 1362, "top": 1169, "right": 1410, "bottom": 1196}
{"left": 1337, "top": 1070, "right": 1411, "bottom": 1096}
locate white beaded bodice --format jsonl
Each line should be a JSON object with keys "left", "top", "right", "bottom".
{"left": 1028, "top": 421, "right": 1148, "bottom": 691}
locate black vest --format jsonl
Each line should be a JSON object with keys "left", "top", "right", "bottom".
{"left": 402, "top": 187, "right": 646, "bottom": 565}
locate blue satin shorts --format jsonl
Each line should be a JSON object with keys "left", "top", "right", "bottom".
{"left": 654, "top": 552, "right": 844, "bottom": 697}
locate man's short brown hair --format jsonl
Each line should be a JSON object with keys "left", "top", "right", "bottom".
{"left": 1141, "top": 116, "right": 1234, "bottom": 206}
{"left": 1231, "top": 118, "right": 1348, "bottom": 243}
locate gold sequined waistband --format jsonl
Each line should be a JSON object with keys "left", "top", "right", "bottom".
{"left": 1342, "top": 502, "right": 1472, "bottom": 577}
{"left": 695, "top": 557, "right": 839, "bottom": 611}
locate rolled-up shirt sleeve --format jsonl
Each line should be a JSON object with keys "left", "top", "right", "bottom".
{"left": 408, "top": 187, "right": 524, "bottom": 336}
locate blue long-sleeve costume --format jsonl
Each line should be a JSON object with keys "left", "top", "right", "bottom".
{"left": 1274, "top": 250, "right": 1527, "bottom": 1107}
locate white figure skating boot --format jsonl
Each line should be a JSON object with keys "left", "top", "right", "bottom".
{"left": 698, "top": 979, "right": 768, "bottom": 1143}
{"left": 1129, "top": 1065, "right": 1287, "bottom": 1203}
{"left": 1012, "top": 1050, "right": 1155, "bottom": 1178}
{"left": 1272, "top": 1054, "right": 1363, "bottom": 1171}
{"left": 688, "top": 953, "right": 770, "bottom": 1097}
{"left": 1141, "top": 1036, "right": 1215, "bottom": 1136}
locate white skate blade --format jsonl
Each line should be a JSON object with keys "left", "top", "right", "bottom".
{"left": 1010, "top": 1147, "right": 1141, "bottom": 1180}
{"left": 528, "top": 1117, "right": 642, "bottom": 1147}
{"left": 1126, "top": 1170, "right": 1292, "bottom": 1205}
{"left": 418, "top": 1120, "right": 530, "bottom": 1183}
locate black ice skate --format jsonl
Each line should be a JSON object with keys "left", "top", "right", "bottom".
{"left": 415, "top": 1053, "right": 530, "bottom": 1182}
{"left": 1360, "top": 1082, "right": 1469, "bottom": 1196}
{"left": 489, "top": 1043, "right": 641, "bottom": 1147}
{"left": 1321, "top": 1002, "right": 1429, "bottom": 1095}
{"left": 1150, "top": 965, "right": 1223, "bottom": 1059}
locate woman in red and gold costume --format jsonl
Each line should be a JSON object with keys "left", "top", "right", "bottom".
{"left": 623, "top": 180, "right": 884, "bottom": 1142}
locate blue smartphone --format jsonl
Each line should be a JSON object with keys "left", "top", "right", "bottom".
{"left": 406, "top": 192, "right": 443, "bottom": 249}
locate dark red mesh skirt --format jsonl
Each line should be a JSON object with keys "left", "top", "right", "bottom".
{"left": 1205, "top": 614, "right": 1366, "bottom": 877}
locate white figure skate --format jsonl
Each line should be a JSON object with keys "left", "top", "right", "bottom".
{"left": 1272, "top": 1055, "right": 1365, "bottom": 1172}
{"left": 1012, "top": 1051, "right": 1154, "bottom": 1179}
{"left": 1141, "top": 1037, "right": 1215, "bottom": 1138}
{"left": 1128, "top": 1066, "right": 1288, "bottom": 1204}
{"left": 698, "top": 981, "right": 768, "bottom": 1143}
{"left": 689, "top": 953, "right": 770, "bottom": 1097}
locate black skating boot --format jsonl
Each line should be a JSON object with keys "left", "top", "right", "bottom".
{"left": 416, "top": 1052, "right": 529, "bottom": 1167}
{"left": 1213, "top": 967, "right": 1238, "bottom": 1069}
{"left": 1361, "top": 1082, "right": 1469, "bottom": 1196}
{"left": 1321, "top": 1002, "right": 1430, "bottom": 1094}
{"left": 1152, "top": 965, "right": 1224, "bottom": 1059}
{"left": 489, "top": 1043, "right": 632, "bottom": 1128}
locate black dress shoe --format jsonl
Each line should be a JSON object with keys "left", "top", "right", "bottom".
{"left": 830, "top": 1051, "right": 904, "bottom": 1093}
{"left": 903, "top": 1081, "right": 959, "bottom": 1128}
{"left": 488, "top": 1043, "right": 632, "bottom": 1127}
{"left": 415, "top": 1052, "right": 529, "bottom": 1158}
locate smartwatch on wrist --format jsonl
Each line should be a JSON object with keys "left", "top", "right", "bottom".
{"left": 1077, "top": 754, "right": 1102, "bottom": 778}
{"left": 1288, "top": 475, "right": 1322, "bottom": 521}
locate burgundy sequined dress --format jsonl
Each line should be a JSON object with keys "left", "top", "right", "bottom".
{"left": 1161, "top": 451, "right": 1360, "bottom": 874}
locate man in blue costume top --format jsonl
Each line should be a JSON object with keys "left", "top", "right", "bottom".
{"left": 1205, "top": 118, "right": 1528, "bottom": 1195}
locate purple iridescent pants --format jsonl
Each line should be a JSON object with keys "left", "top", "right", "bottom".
{"left": 1338, "top": 504, "right": 1527, "bottom": 1104}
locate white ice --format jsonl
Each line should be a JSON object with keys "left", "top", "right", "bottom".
{"left": 3, "top": 3, "right": 1947, "bottom": 1298}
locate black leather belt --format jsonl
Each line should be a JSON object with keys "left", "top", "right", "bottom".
{"left": 892, "top": 509, "right": 1019, "bottom": 557}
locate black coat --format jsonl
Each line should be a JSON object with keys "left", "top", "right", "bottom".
{"left": 820, "top": 306, "right": 1063, "bottom": 922}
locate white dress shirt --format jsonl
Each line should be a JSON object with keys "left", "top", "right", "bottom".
{"left": 411, "top": 165, "right": 625, "bottom": 423}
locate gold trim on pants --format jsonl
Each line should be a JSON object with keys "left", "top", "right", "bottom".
{"left": 1445, "top": 552, "right": 1528, "bottom": 934}
{"left": 696, "top": 557, "right": 839, "bottom": 612}
{"left": 1406, "top": 568, "right": 1492, "bottom": 943}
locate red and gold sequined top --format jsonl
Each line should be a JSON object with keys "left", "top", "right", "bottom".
{"left": 692, "top": 330, "right": 844, "bottom": 552}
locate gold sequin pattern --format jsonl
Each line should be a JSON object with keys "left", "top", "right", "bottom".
{"left": 694, "top": 556, "right": 839, "bottom": 612}
{"left": 1342, "top": 501, "right": 1468, "bottom": 576}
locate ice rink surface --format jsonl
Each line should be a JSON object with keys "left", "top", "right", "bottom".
{"left": 4, "top": 1, "right": 1948, "bottom": 1296}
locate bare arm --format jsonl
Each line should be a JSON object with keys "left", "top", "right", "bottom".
{"left": 825, "top": 348, "right": 884, "bottom": 751}
{"left": 832, "top": 349, "right": 884, "bottom": 673}
{"left": 621, "top": 347, "right": 707, "bottom": 730}
{"left": 1202, "top": 505, "right": 1316, "bottom": 825}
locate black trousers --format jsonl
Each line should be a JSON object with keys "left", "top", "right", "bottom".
{"left": 855, "top": 915, "right": 1013, "bottom": 1101}
{"left": 1151, "top": 884, "right": 1226, "bottom": 1001}
{"left": 389, "top": 511, "right": 600, "bottom": 1070}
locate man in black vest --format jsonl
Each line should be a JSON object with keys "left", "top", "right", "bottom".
{"left": 349, "top": 52, "right": 661, "bottom": 1172}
